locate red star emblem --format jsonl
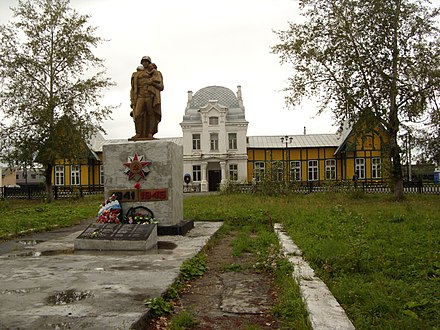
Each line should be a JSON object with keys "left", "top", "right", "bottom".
{"left": 123, "top": 153, "right": 151, "bottom": 181}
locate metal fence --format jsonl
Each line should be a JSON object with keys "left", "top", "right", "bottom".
{"left": 0, "top": 185, "right": 104, "bottom": 200}
{"left": 2, "top": 181, "right": 439, "bottom": 200}
{"left": 224, "top": 181, "right": 440, "bottom": 195}
{"left": 183, "top": 183, "right": 201, "bottom": 193}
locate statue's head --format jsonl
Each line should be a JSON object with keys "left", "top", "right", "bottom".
{"left": 140, "top": 56, "right": 151, "bottom": 65}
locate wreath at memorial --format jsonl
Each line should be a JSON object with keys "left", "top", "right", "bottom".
{"left": 96, "top": 194, "right": 122, "bottom": 224}
{"left": 124, "top": 206, "right": 157, "bottom": 225}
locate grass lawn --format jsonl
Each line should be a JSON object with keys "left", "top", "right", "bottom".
{"left": 1, "top": 192, "right": 438, "bottom": 329}
{"left": 0, "top": 195, "right": 102, "bottom": 238}
{"left": 184, "top": 193, "right": 439, "bottom": 330}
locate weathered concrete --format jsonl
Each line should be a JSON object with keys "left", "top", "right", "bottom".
{"left": 274, "top": 223, "right": 356, "bottom": 330}
{"left": 103, "top": 140, "right": 183, "bottom": 227}
{"left": 0, "top": 219, "right": 356, "bottom": 330}
{"left": 0, "top": 221, "right": 221, "bottom": 330}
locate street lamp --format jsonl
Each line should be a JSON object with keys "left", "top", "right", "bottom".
{"left": 280, "top": 136, "right": 293, "bottom": 181}
{"left": 281, "top": 135, "right": 293, "bottom": 149}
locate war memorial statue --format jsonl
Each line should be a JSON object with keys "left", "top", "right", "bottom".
{"left": 129, "top": 55, "right": 164, "bottom": 140}
{"left": 75, "top": 55, "right": 193, "bottom": 252}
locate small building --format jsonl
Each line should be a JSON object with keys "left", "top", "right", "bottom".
{"left": 247, "top": 125, "right": 386, "bottom": 184}
{"left": 50, "top": 133, "right": 105, "bottom": 191}
{"left": 16, "top": 168, "right": 46, "bottom": 186}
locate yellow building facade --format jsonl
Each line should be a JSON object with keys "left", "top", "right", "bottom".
{"left": 51, "top": 125, "right": 388, "bottom": 188}
{"left": 247, "top": 127, "right": 387, "bottom": 184}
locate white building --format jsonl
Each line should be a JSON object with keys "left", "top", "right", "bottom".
{"left": 180, "top": 85, "right": 248, "bottom": 192}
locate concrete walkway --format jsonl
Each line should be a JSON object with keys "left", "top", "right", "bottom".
{"left": 0, "top": 221, "right": 355, "bottom": 330}
{"left": 0, "top": 221, "right": 222, "bottom": 330}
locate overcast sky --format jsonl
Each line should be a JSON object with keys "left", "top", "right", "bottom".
{"left": 0, "top": 0, "right": 336, "bottom": 140}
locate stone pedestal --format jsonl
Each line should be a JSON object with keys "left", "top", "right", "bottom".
{"left": 103, "top": 140, "right": 186, "bottom": 230}
{"left": 75, "top": 223, "right": 157, "bottom": 251}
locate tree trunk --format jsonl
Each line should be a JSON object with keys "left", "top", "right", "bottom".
{"left": 389, "top": 131, "right": 404, "bottom": 199}
{"left": 389, "top": 0, "right": 404, "bottom": 200}
{"left": 44, "top": 164, "right": 54, "bottom": 202}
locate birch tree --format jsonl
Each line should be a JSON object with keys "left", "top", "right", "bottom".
{"left": 0, "top": 0, "right": 115, "bottom": 200}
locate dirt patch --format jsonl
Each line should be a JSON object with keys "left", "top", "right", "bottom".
{"left": 147, "top": 232, "right": 280, "bottom": 329}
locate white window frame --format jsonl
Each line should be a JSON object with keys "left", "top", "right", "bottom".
{"left": 54, "top": 165, "right": 65, "bottom": 186}
{"left": 308, "top": 160, "right": 319, "bottom": 181}
{"left": 209, "top": 116, "right": 219, "bottom": 125}
{"left": 192, "top": 133, "right": 201, "bottom": 150}
{"left": 229, "top": 164, "right": 238, "bottom": 181}
{"left": 272, "top": 161, "right": 284, "bottom": 182}
{"left": 100, "top": 165, "right": 104, "bottom": 185}
{"left": 210, "top": 133, "right": 219, "bottom": 151}
{"left": 290, "top": 161, "right": 301, "bottom": 181}
{"left": 253, "top": 161, "right": 265, "bottom": 182}
{"left": 325, "top": 159, "right": 336, "bottom": 180}
{"left": 372, "top": 157, "right": 382, "bottom": 179}
{"left": 355, "top": 158, "right": 366, "bottom": 179}
{"left": 192, "top": 165, "right": 201, "bottom": 182}
{"left": 228, "top": 133, "right": 237, "bottom": 150}
{"left": 71, "top": 165, "right": 80, "bottom": 186}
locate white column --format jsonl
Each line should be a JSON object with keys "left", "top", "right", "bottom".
{"left": 201, "top": 161, "right": 208, "bottom": 192}
{"left": 220, "top": 161, "right": 226, "bottom": 184}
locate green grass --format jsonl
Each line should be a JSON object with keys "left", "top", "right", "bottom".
{"left": 2, "top": 193, "right": 438, "bottom": 329}
{"left": 169, "top": 310, "right": 199, "bottom": 330}
{"left": 0, "top": 195, "right": 103, "bottom": 238}
{"left": 184, "top": 193, "right": 439, "bottom": 329}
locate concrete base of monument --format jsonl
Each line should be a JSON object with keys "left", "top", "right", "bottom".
{"left": 74, "top": 223, "right": 157, "bottom": 251}
{"left": 158, "top": 219, "right": 195, "bottom": 236}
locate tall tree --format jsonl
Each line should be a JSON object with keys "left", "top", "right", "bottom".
{"left": 272, "top": 0, "right": 440, "bottom": 199}
{"left": 0, "top": 0, "right": 115, "bottom": 200}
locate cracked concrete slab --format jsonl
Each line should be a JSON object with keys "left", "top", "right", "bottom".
{"left": 0, "top": 221, "right": 222, "bottom": 330}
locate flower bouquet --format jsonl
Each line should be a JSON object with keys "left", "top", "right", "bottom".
{"left": 96, "top": 194, "right": 122, "bottom": 224}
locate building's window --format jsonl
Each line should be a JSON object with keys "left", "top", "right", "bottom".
{"left": 272, "top": 161, "right": 284, "bottom": 182}
{"left": 228, "top": 133, "right": 237, "bottom": 150}
{"left": 290, "top": 161, "right": 301, "bottom": 181}
{"left": 355, "top": 158, "right": 365, "bottom": 179}
{"left": 55, "top": 165, "right": 64, "bottom": 186}
{"left": 253, "top": 162, "right": 265, "bottom": 182}
{"left": 192, "top": 134, "right": 201, "bottom": 150}
{"left": 308, "top": 160, "right": 319, "bottom": 181}
{"left": 16, "top": 174, "right": 19, "bottom": 179}
{"left": 229, "top": 164, "right": 238, "bottom": 181}
{"left": 100, "top": 165, "right": 104, "bottom": 185}
{"left": 325, "top": 159, "right": 336, "bottom": 180}
{"left": 209, "top": 116, "right": 219, "bottom": 125}
{"left": 372, "top": 157, "right": 382, "bottom": 179}
{"left": 192, "top": 165, "right": 201, "bottom": 181}
{"left": 31, "top": 173, "right": 37, "bottom": 179}
{"left": 71, "top": 165, "right": 80, "bottom": 185}
{"left": 210, "top": 133, "right": 219, "bottom": 150}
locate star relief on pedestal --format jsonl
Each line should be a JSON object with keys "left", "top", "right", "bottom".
{"left": 123, "top": 153, "right": 151, "bottom": 181}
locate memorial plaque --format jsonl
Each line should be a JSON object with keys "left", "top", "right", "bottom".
{"left": 77, "top": 223, "right": 155, "bottom": 241}
{"left": 75, "top": 223, "right": 157, "bottom": 251}
{"left": 108, "top": 189, "right": 168, "bottom": 203}
{"left": 139, "top": 189, "right": 168, "bottom": 201}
